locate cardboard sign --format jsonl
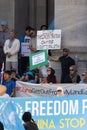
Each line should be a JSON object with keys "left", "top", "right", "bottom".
{"left": 37, "top": 30, "right": 61, "bottom": 50}
{"left": 29, "top": 50, "right": 48, "bottom": 70}
{"left": 21, "top": 42, "right": 31, "bottom": 56}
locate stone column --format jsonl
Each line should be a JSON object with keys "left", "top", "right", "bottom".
{"left": 0, "top": 0, "right": 15, "bottom": 31}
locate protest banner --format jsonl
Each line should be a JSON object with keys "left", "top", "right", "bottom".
{"left": 21, "top": 42, "right": 31, "bottom": 56}
{"left": 0, "top": 96, "right": 87, "bottom": 130}
{"left": 37, "top": 30, "right": 61, "bottom": 50}
{"left": 16, "top": 81, "right": 87, "bottom": 97}
{"left": 29, "top": 50, "right": 48, "bottom": 70}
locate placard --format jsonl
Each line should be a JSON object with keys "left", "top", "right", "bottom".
{"left": 29, "top": 50, "right": 48, "bottom": 70}
{"left": 21, "top": 42, "right": 31, "bottom": 56}
{"left": 37, "top": 30, "right": 61, "bottom": 50}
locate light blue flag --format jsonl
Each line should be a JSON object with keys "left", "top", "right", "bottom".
{"left": 0, "top": 100, "right": 25, "bottom": 130}
{"left": 48, "top": 20, "right": 54, "bottom": 30}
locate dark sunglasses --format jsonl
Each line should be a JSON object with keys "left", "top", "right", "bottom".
{"left": 82, "top": 74, "right": 86, "bottom": 76}
{"left": 69, "top": 69, "right": 74, "bottom": 71}
{"left": 47, "top": 69, "right": 51, "bottom": 71}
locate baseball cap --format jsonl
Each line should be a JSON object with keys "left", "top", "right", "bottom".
{"left": 1, "top": 20, "right": 8, "bottom": 25}
{"left": 25, "top": 71, "right": 34, "bottom": 77}
{"left": 57, "top": 87, "right": 63, "bottom": 92}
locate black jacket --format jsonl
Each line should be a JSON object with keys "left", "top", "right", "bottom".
{"left": 23, "top": 121, "right": 39, "bottom": 130}
{"left": 64, "top": 74, "right": 81, "bottom": 83}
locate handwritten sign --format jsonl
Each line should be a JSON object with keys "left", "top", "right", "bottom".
{"left": 37, "top": 30, "right": 61, "bottom": 50}
{"left": 21, "top": 42, "right": 31, "bottom": 56}
{"left": 29, "top": 50, "right": 48, "bottom": 70}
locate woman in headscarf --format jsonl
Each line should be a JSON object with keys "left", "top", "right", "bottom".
{"left": 64, "top": 65, "right": 81, "bottom": 83}
{"left": 47, "top": 67, "right": 59, "bottom": 83}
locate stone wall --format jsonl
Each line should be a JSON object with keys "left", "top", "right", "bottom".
{"left": 0, "top": 0, "right": 15, "bottom": 31}
{"left": 55, "top": 0, "right": 87, "bottom": 48}
{"left": 53, "top": 0, "right": 87, "bottom": 78}
{"left": 0, "top": 0, "right": 54, "bottom": 37}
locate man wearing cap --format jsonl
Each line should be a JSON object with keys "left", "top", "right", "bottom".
{"left": 49, "top": 48, "right": 75, "bottom": 83}
{"left": 57, "top": 87, "right": 64, "bottom": 96}
{"left": 19, "top": 26, "right": 33, "bottom": 76}
{"left": 0, "top": 20, "right": 11, "bottom": 69}
{"left": 24, "top": 71, "right": 36, "bottom": 83}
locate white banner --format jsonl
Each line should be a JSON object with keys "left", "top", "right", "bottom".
{"left": 16, "top": 81, "right": 87, "bottom": 97}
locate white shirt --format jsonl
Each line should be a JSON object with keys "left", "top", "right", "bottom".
{"left": 4, "top": 38, "right": 20, "bottom": 62}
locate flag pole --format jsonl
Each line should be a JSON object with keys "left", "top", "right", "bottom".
{"left": 1, "top": 62, "right": 4, "bottom": 84}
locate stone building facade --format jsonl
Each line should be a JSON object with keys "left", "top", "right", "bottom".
{"left": 0, "top": 0, "right": 87, "bottom": 79}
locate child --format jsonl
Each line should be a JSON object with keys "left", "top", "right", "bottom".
{"left": 11, "top": 69, "right": 20, "bottom": 81}
{"left": 2, "top": 70, "right": 16, "bottom": 97}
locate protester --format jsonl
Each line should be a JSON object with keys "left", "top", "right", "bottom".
{"left": 47, "top": 67, "right": 56, "bottom": 83}
{"left": 0, "top": 20, "right": 11, "bottom": 69}
{"left": 22, "top": 111, "right": 39, "bottom": 130}
{"left": 3, "top": 29, "right": 20, "bottom": 73}
{"left": 64, "top": 65, "right": 81, "bottom": 83}
{"left": 2, "top": 70, "right": 16, "bottom": 97}
{"left": 56, "top": 87, "right": 64, "bottom": 96}
{"left": 79, "top": 72, "right": 87, "bottom": 84}
{"left": 24, "top": 71, "right": 36, "bottom": 83}
{"left": 11, "top": 69, "right": 20, "bottom": 81}
{"left": 0, "top": 121, "right": 4, "bottom": 130}
{"left": 46, "top": 67, "right": 59, "bottom": 83}
{"left": 19, "top": 26, "right": 33, "bottom": 75}
{"left": 40, "top": 24, "right": 47, "bottom": 30}
{"left": 38, "top": 61, "right": 51, "bottom": 83}
{"left": 49, "top": 48, "right": 75, "bottom": 83}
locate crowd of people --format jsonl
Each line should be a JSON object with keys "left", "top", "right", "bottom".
{"left": 0, "top": 20, "right": 87, "bottom": 98}
{"left": 0, "top": 19, "right": 87, "bottom": 130}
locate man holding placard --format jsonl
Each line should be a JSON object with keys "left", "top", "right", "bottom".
{"left": 49, "top": 48, "right": 75, "bottom": 83}
{"left": 19, "top": 26, "right": 33, "bottom": 75}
